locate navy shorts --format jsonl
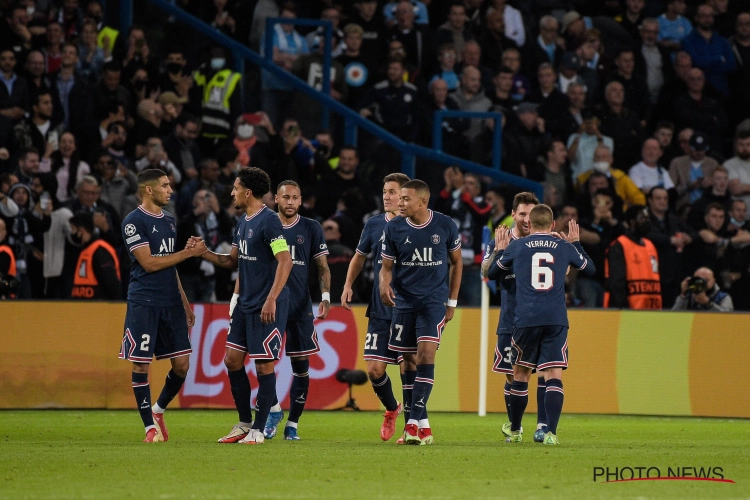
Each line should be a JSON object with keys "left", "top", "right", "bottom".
{"left": 119, "top": 303, "right": 191, "bottom": 363}
{"left": 226, "top": 297, "right": 289, "bottom": 360}
{"left": 511, "top": 325, "right": 569, "bottom": 371}
{"left": 492, "top": 333, "right": 513, "bottom": 374}
{"left": 285, "top": 316, "right": 320, "bottom": 357}
{"left": 388, "top": 303, "right": 447, "bottom": 353}
{"left": 364, "top": 318, "right": 401, "bottom": 364}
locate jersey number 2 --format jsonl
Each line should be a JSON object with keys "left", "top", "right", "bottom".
{"left": 140, "top": 334, "right": 151, "bottom": 351}
{"left": 531, "top": 252, "right": 554, "bottom": 290}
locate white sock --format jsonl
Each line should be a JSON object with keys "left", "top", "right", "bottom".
{"left": 152, "top": 403, "right": 165, "bottom": 414}
{"left": 285, "top": 421, "right": 298, "bottom": 429}
{"left": 239, "top": 421, "right": 252, "bottom": 428}
{"left": 270, "top": 403, "right": 282, "bottom": 413}
{"left": 145, "top": 424, "right": 157, "bottom": 432}
{"left": 418, "top": 419, "right": 429, "bottom": 429}
{"left": 407, "top": 418, "right": 418, "bottom": 426}
{"left": 537, "top": 423, "right": 546, "bottom": 430}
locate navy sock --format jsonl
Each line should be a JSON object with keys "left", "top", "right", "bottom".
{"left": 287, "top": 359, "right": 310, "bottom": 423}
{"left": 252, "top": 372, "right": 277, "bottom": 431}
{"left": 132, "top": 372, "right": 154, "bottom": 429}
{"left": 156, "top": 369, "right": 185, "bottom": 410}
{"left": 227, "top": 368, "right": 253, "bottom": 424}
{"left": 503, "top": 381, "right": 512, "bottom": 421}
{"left": 536, "top": 376, "right": 547, "bottom": 428}
{"left": 410, "top": 364, "right": 434, "bottom": 422}
{"left": 402, "top": 370, "right": 416, "bottom": 425}
{"left": 509, "top": 380, "right": 528, "bottom": 432}
{"left": 371, "top": 373, "right": 398, "bottom": 412}
{"left": 544, "top": 379, "right": 564, "bottom": 434}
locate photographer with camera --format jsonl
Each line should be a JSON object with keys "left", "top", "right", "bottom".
{"left": 673, "top": 267, "right": 734, "bottom": 312}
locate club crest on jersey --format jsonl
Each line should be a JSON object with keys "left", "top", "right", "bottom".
{"left": 124, "top": 223, "right": 136, "bottom": 236}
{"left": 248, "top": 229, "right": 254, "bottom": 238}
{"left": 296, "top": 235, "right": 304, "bottom": 244}
{"left": 431, "top": 234, "right": 440, "bottom": 244}
{"left": 170, "top": 223, "right": 176, "bottom": 232}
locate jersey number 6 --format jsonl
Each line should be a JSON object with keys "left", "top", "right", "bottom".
{"left": 531, "top": 252, "right": 554, "bottom": 290}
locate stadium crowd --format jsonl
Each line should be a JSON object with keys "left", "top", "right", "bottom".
{"left": 0, "top": 0, "right": 749, "bottom": 311}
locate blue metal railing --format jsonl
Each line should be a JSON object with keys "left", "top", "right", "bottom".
{"left": 136, "top": 0, "right": 543, "bottom": 198}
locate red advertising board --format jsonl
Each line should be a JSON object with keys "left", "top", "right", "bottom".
{"left": 179, "top": 304, "right": 360, "bottom": 409}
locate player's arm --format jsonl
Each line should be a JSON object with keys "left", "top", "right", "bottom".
{"left": 341, "top": 252, "right": 366, "bottom": 309}
{"left": 378, "top": 256, "right": 396, "bottom": 307}
{"left": 446, "top": 247, "right": 462, "bottom": 322}
{"left": 201, "top": 245, "right": 239, "bottom": 271}
{"left": 175, "top": 271, "right": 195, "bottom": 327}
{"left": 261, "top": 239, "right": 292, "bottom": 324}
{"left": 315, "top": 255, "right": 331, "bottom": 319}
{"left": 131, "top": 240, "right": 207, "bottom": 273}
{"left": 565, "top": 220, "right": 597, "bottom": 277}
{"left": 485, "top": 226, "right": 512, "bottom": 280}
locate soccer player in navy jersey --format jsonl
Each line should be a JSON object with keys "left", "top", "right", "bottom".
{"left": 482, "top": 192, "right": 550, "bottom": 443}
{"left": 341, "top": 173, "right": 416, "bottom": 443}
{"left": 379, "top": 180, "right": 463, "bottom": 445}
{"left": 199, "top": 167, "right": 293, "bottom": 444}
{"left": 494, "top": 204, "right": 596, "bottom": 445}
{"left": 119, "top": 169, "right": 207, "bottom": 443}
{"left": 260, "top": 180, "right": 331, "bottom": 441}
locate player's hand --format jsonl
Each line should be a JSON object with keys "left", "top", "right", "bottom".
{"left": 341, "top": 286, "right": 353, "bottom": 309}
{"left": 185, "top": 307, "right": 195, "bottom": 327}
{"left": 317, "top": 300, "right": 330, "bottom": 319}
{"left": 495, "top": 226, "right": 511, "bottom": 250}
{"left": 261, "top": 297, "right": 276, "bottom": 324}
{"left": 380, "top": 285, "right": 396, "bottom": 307}
{"left": 565, "top": 220, "right": 580, "bottom": 242}
{"left": 445, "top": 306, "right": 456, "bottom": 322}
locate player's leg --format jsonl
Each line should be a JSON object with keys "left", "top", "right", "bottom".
{"left": 492, "top": 334, "right": 514, "bottom": 436}
{"left": 364, "top": 318, "right": 401, "bottom": 440}
{"left": 534, "top": 370, "right": 548, "bottom": 443}
{"left": 284, "top": 354, "right": 310, "bottom": 441}
{"left": 537, "top": 326, "right": 568, "bottom": 445}
{"left": 409, "top": 306, "right": 445, "bottom": 445}
{"left": 219, "top": 311, "right": 253, "bottom": 443}
{"left": 507, "top": 327, "right": 542, "bottom": 442}
{"left": 388, "top": 311, "right": 419, "bottom": 443}
{"left": 151, "top": 306, "right": 192, "bottom": 441}
{"left": 120, "top": 303, "right": 162, "bottom": 442}
{"left": 400, "top": 356, "right": 417, "bottom": 428}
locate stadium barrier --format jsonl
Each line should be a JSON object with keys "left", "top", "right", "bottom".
{"left": 1, "top": 302, "right": 748, "bottom": 418}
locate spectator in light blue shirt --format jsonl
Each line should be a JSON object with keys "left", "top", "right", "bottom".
{"left": 681, "top": 4, "right": 736, "bottom": 96}
{"left": 383, "top": 0, "right": 428, "bottom": 26}
{"left": 658, "top": 0, "right": 693, "bottom": 51}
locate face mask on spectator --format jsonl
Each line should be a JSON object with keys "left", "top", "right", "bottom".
{"left": 592, "top": 161, "right": 610, "bottom": 173}
{"left": 27, "top": 6, "right": 35, "bottom": 15}
{"left": 210, "top": 58, "right": 225, "bottom": 70}
{"left": 236, "top": 124, "right": 254, "bottom": 139}
{"left": 70, "top": 231, "right": 83, "bottom": 245}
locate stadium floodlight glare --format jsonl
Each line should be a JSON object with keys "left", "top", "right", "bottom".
{"left": 334, "top": 369, "right": 368, "bottom": 411}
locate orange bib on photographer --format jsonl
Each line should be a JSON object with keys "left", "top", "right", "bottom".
{"left": 71, "top": 240, "right": 120, "bottom": 299}
{"left": 604, "top": 235, "right": 662, "bottom": 309}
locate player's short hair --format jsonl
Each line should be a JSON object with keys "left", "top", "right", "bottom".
{"left": 402, "top": 179, "right": 430, "bottom": 198}
{"left": 277, "top": 179, "right": 301, "bottom": 193}
{"left": 69, "top": 211, "right": 94, "bottom": 234}
{"left": 138, "top": 169, "right": 167, "bottom": 186}
{"left": 512, "top": 192, "right": 540, "bottom": 212}
{"left": 237, "top": 167, "right": 270, "bottom": 199}
{"left": 383, "top": 173, "right": 410, "bottom": 187}
{"left": 529, "top": 204, "right": 554, "bottom": 229}
{"left": 623, "top": 204, "right": 647, "bottom": 223}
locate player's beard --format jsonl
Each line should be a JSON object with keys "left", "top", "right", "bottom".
{"left": 282, "top": 206, "right": 299, "bottom": 218}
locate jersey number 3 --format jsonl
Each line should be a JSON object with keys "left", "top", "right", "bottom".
{"left": 531, "top": 252, "right": 554, "bottom": 290}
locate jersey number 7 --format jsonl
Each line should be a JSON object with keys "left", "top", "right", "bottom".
{"left": 531, "top": 252, "right": 554, "bottom": 290}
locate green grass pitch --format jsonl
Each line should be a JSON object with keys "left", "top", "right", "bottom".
{"left": 1, "top": 411, "right": 748, "bottom": 499}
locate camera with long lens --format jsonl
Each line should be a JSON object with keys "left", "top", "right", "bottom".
{"left": 686, "top": 276, "right": 707, "bottom": 294}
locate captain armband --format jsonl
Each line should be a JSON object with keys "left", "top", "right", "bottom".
{"left": 270, "top": 236, "right": 289, "bottom": 255}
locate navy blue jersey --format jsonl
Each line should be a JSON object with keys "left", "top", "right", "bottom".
{"left": 381, "top": 210, "right": 460, "bottom": 311}
{"left": 232, "top": 206, "right": 290, "bottom": 313}
{"left": 356, "top": 212, "right": 395, "bottom": 320}
{"left": 122, "top": 206, "right": 181, "bottom": 307}
{"left": 282, "top": 214, "right": 328, "bottom": 320}
{"left": 484, "top": 232, "right": 520, "bottom": 335}
{"left": 497, "top": 234, "right": 595, "bottom": 328}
